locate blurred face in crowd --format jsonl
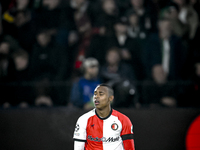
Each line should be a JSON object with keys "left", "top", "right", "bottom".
{"left": 152, "top": 65, "right": 167, "bottom": 84}
{"left": 14, "top": 56, "right": 29, "bottom": 71}
{"left": 129, "top": 14, "right": 139, "bottom": 26}
{"left": 85, "top": 65, "right": 99, "bottom": 79}
{"left": 0, "top": 42, "right": 10, "bottom": 55}
{"left": 37, "top": 31, "right": 51, "bottom": 47}
{"left": 158, "top": 19, "right": 172, "bottom": 39}
{"left": 16, "top": 0, "right": 30, "bottom": 10}
{"left": 14, "top": 12, "right": 31, "bottom": 27}
{"left": 106, "top": 49, "right": 121, "bottom": 65}
{"left": 114, "top": 23, "right": 127, "bottom": 35}
{"left": 43, "top": 0, "right": 60, "bottom": 10}
{"left": 131, "top": 0, "right": 144, "bottom": 8}
{"left": 102, "top": 0, "right": 116, "bottom": 15}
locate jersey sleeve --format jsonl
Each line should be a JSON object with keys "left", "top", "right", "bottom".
{"left": 120, "top": 115, "right": 135, "bottom": 150}
{"left": 74, "top": 141, "right": 85, "bottom": 150}
{"left": 73, "top": 116, "right": 87, "bottom": 142}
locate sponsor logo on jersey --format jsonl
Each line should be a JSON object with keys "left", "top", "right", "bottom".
{"left": 87, "top": 135, "right": 120, "bottom": 142}
{"left": 111, "top": 123, "right": 118, "bottom": 130}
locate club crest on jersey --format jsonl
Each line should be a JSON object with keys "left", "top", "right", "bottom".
{"left": 111, "top": 123, "right": 118, "bottom": 130}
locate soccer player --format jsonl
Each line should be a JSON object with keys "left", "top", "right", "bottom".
{"left": 73, "top": 84, "right": 135, "bottom": 150}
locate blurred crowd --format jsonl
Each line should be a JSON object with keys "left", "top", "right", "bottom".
{"left": 0, "top": 0, "right": 200, "bottom": 109}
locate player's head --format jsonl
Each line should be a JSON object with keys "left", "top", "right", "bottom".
{"left": 93, "top": 84, "right": 114, "bottom": 110}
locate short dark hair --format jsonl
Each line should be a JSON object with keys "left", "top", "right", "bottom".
{"left": 98, "top": 83, "right": 114, "bottom": 96}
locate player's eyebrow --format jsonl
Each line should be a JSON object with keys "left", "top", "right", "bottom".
{"left": 99, "top": 91, "right": 105, "bottom": 94}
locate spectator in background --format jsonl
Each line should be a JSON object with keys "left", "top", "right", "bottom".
{"left": 30, "top": 29, "right": 68, "bottom": 81}
{"left": 126, "top": 9, "right": 148, "bottom": 40}
{"left": 95, "top": 0, "right": 119, "bottom": 36}
{"left": 101, "top": 47, "right": 136, "bottom": 82}
{"left": 70, "top": 58, "right": 101, "bottom": 110}
{"left": 0, "top": 36, "right": 22, "bottom": 80}
{"left": 13, "top": 10, "right": 36, "bottom": 52}
{"left": 127, "top": 0, "right": 158, "bottom": 33}
{"left": 2, "top": 0, "right": 33, "bottom": 36}
{"left": 29, "top": 29, "right": 68, "bottom": 106}
{"left": 160, "top": 4, "right": 189, "bottom": 41}
{"left": 5, "top": 49, "right": 32, "bottom": 108}
{"left": 86, "top": 0, "right": 117, "bottom": 67}
{"left": 71, "top": 0, "right": 97, "bottom": 72}
{"left": 86, "top": 30, "right": 107, "bottom": 67}
{"left": 3, "top": 3, "right": 36, "bottom": 53}
{"left": 73, "top": 12, "right": 93, "bottom": 70}
{"left": 33, "top": 0, "right": 65, "bottom": 36}
{"left": 2, "top": 0, "right": 36, "bottom": 52}
{"left": 0, "top": 41, "right": 12, "bottom": 79}
{"left": 106, "top": 17, "right": 144, "bottom": 80}
{"left": 32, "top": 0, "right": 69, "bottom": 49}
{"left": 0, "top": 41, "right": 13, "bottom": 108}
{"left": 143, "top": 18, "right": 187, "bottom": 80}
{"left": 141, "top": 64, "right": 177, "bottom": 108}
{"left": 126, "top": 9, "right": 148, "bottom": 51}
{"left": 88, "top": 16, "right": 145, "bottom": 80}
{"left": 100, "top": 47, "right": 137, "bottom": 108}
{"left": 172, "top": 0, "right": 199, "bottom": 40}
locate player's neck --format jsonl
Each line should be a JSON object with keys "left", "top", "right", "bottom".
{"left": 96, "top": 105, "right": 111, "bottom": 119}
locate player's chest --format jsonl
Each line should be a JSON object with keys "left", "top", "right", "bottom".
{"left": 86, "top": 117, "right": 122, "bottom": 138}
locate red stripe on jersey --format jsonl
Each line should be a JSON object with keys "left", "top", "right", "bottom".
{"left": 85, "top": 115, "right": 103, "bottom": 150}
{"left": 123, "top": 139, "right": 135, "bottom": 150}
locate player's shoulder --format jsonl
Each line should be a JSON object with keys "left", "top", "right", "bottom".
{"left": 112, "top": 109, "right": 131, "bottom": 122}
{"left": 78, "top": 109, "right": 96, "bottom": 122}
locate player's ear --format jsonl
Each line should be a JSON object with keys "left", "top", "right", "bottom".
{"left": 109, "top": 95, "right": 114, "bottom": 102}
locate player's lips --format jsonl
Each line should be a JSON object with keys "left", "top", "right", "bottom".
{"left": 94, "top": 100, "right": 100, "bottom": 105}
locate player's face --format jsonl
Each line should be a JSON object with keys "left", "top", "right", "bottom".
{"left": 93, "top": 86, "right": 111, "bottom": 110}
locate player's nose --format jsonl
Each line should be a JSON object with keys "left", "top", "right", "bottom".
{"left": 94, "top": 94, "right": 99, "bottom": 99}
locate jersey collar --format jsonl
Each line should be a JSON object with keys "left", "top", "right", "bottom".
{"left": 95, "top": 108, "right": 113, "bottom": 120}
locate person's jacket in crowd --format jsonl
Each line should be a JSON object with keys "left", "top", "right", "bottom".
{"left": 29, "top": 42, "right": 68, "bottom": 81}
{"left": 143, "top": 33, "right": 187, "bottom": 80}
